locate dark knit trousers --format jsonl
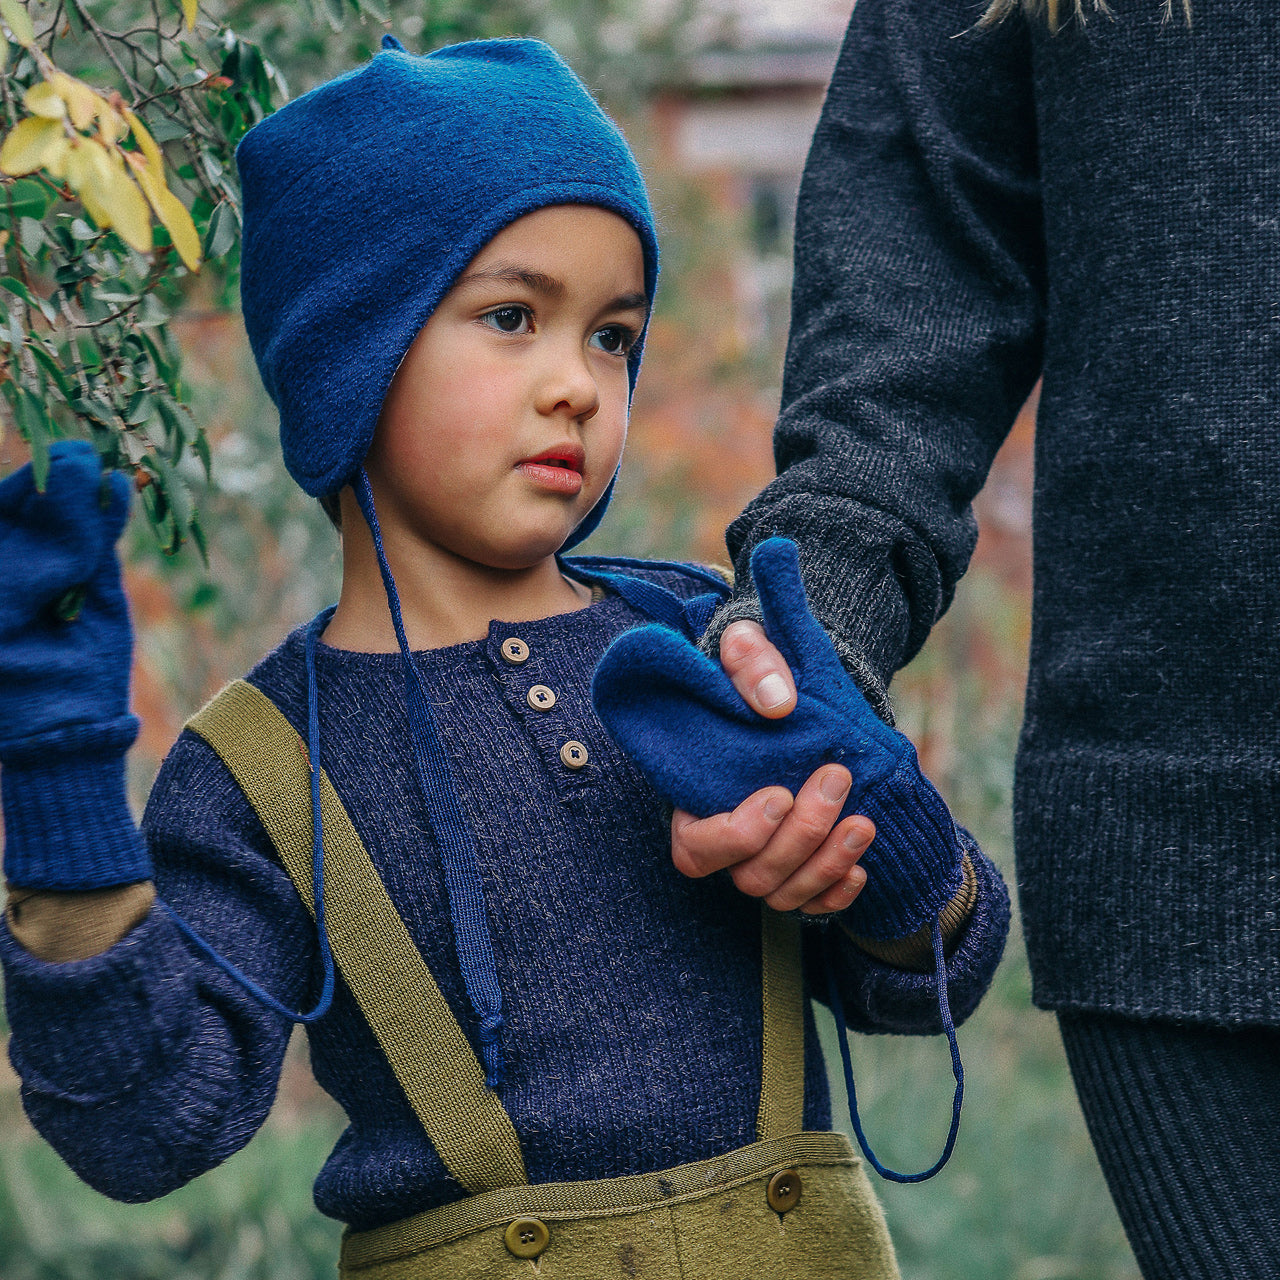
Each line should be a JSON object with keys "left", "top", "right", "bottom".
{"left": 1057, "top": 1012, "right": 1280, "bottom": 1280}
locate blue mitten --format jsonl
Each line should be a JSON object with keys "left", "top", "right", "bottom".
{"left": 0, "top": 440, "right": 151, "bottom": 889}
{"left": 593, "top": 537, "right": 963, "bottom": 940}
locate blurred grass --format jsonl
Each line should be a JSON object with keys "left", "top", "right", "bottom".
{"left": 0, "top": 1037, "right": 344, "bottom": 1280}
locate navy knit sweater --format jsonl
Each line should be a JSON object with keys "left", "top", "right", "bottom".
{"left": 0, "top": 561, "right": 1007, "bottom": 1229}
{"left": 710, "top": 0, "right": 1280, "bottom": 1027}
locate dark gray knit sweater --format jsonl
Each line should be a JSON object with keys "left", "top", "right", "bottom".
{"left": 712, "top": 0, "right": 1279, "bottom": 1026}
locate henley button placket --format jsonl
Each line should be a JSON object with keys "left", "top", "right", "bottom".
{"left": 499, "top": 637, "right": 530, "bottom": 665}
{"left": 527, "top": 684, "right": 557, "bottom": 711}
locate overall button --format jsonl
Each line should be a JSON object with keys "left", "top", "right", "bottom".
{"left": 766, "top": 1169, "right": 802, "bottom": 1214}
{"left": 504, "top": 1217, "right": 549, "bottom": 1259}
{"left": 527, "top": 684, "right": 557, "bottom": 711}
{"left": 559, "top": 740, "right": 588, "bottom": 770}
{"left": 500, "top": 637, "right": 530, "bottom": 665}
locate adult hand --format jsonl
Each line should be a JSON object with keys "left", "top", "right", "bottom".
{"left": 595, "top": 538, "right": 963, "bottom": 938}
{"left": 672, "top": 619, "right": 867, "bottom": 913}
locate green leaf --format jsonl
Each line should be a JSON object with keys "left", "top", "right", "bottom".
{"left": 4, "top": 177, "right": 55, "bottom": 221}
{"left": 16, "top": 387, "right": 53, "bottom": 487}
{"left": 187, "top": 578, "right": 218, "bottom": 611}
{"left": 199, "top": 148, "right": 223, "bottom": 185}
{"left": 136, "top": 328, "right": 175, "bottom": 381}
{"left": 0, "top": 274, "right": 34, "bottom": 306}
{"left": 18, "top": 214, "right": 45, "bottom": 252}
{"left": 149, "top": 450, "right": 193, "bottom": 541}
{"left": 148, "top": 117, "right": 189, "bottom": 144}
{"left": 193, "top": 424, "right": 212, "bottom": 479}
{"left": 189, "top": 508, "right": 209, "bottom": 566}
{"left": 29, "top": 340, "right": 73, "bottom": 395}
{"left": 322, "top": 0, "right": 345, "bottom": 31}
{"left": 135, "top": 292, "right": 170, "bottom": 328}
{"left": 124, "top": 388, "right": 154, "bottom": 425}
{"left": 202, "top": 199, "right": 236, "bottom": 258}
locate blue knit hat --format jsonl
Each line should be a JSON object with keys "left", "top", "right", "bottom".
{"left": 238, "top": 35, "right": 659, "bottom": 544}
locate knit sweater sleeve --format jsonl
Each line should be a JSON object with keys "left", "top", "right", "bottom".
{"left": 707, "top": 0, "right": 1044, "bottom": 701}
{"left": 814, "top": 827, "right": 1010, "bottom": 1035}
{"left": 0, "top": 729, "right": 312, "bottom": 1202}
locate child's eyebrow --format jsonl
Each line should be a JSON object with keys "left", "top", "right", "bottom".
{"left": 456, "top": 265, "right": 648, "bottom": 313}
{"left": 457, "top": 266, "right": 566, "bottom": 298}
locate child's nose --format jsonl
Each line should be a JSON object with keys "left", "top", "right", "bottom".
{"left": 537, "top": 349, "right": 599, "bottom": 422}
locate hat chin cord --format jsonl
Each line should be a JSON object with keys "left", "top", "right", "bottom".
{"left": 353, "top": 470, "right": 508, "bottom": 1087}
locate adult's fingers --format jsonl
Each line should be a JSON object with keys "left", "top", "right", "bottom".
{"left": 719, "top": 620, "right": 796, "bottom": 719}
{"left": 671, "top": 785, "right": 796, "bottom": 879}
{"left": 768, "top": 814, "right": 874, "bottom": 915}
{"left": 727, "top": 764, "right": 852, "bottom": 899}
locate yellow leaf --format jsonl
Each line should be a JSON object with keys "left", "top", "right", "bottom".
{"left": 103, "top": 165, "right": 153, "bottom": 254}
{"left": 180, "top": 0, "right": 197, "bottom": 31}
{"left": 123, "top": 108, "right": 163, "bottom": 172}
{"left": 43, "top": 134, "right": 68, "bottom": 180}
{"left": 0, "top": 117, "right": 62, "bottom": 176}
{"left": 50, "top": 72, "right": 102, "bottom": 133}
{"left": 24, "top": 82, "right": 66, "bottom": 120}
{"left": 126, "top": 150, "right": 200, "bottom": 272}
{"left": 155, "top": 185, "right": 200, "bottom": 271}
{"left": 64, "top": 135, "right": 114, "bottom": 210}
{"left": 0, "top": 0, "right": 35, "bottom": 48}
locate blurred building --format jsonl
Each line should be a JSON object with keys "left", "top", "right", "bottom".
{"left": 649, "top": 1, "right": 852, "bottom": 354}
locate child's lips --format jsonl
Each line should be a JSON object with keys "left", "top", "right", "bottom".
{"left": 517, "top": 446, "right": 585, "bottom": 496}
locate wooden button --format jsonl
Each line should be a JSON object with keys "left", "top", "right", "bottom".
{"left": 504, "top": 1217, "right": 549, "bottom": 1259}
{"left": 500, "top": 637, "right": 530, "bottom": 665}
{"left": 766, "top": 1169, "right": 802, "bottom": 1214}
{"left": 559, "top": 740, "right": 588, "bottom": 770}
{"left": 527, "top": 684, "right": 557, "bottom": 711}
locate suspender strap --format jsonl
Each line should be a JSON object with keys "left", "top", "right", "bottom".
{"left": 188, "top": 679, "right": 528, "bottom": 1194}
{"left": 756, "top": 908, "right": 805, "bottom": 1140}
{"left": 188, "top": 680, "right": 806, "bottom": 1187}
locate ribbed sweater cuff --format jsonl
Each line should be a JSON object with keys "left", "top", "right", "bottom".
{"left": 843, "top": 755, "right": 965, "bottom": 941}
{"left": 1, "top": 715, "right": 151, "bottom": 890}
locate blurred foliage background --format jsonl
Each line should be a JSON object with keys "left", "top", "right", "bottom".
{"left": 0, "top": 1, "right": 1138, "bottom": 1277}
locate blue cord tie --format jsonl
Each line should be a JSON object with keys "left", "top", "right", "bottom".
{"left": 164, "top": 611, "right": 336, "bottom": 1024}
{"left": 355, "top": 472, "right": 507, "bottom": 1087}
{"left": 825, "top": 919, "right": 963, "bottom": 1182}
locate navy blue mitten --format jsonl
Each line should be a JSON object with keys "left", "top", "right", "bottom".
{"left": 593, "top": 537, "right": 964, "bottom": 940}
{"left": 0, "top": 440, "right": 150, "bottom": 889}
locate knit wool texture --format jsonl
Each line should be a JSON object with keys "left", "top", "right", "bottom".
{"left": 1057, "top": 1013, "right": 1280, "bottom": 1277}
{"left": 0, "top": 442, "right": 150, "bottom": 889}
{"left": 595, "top": 539, "right": 964, "bottom": 940}
{"left": 0, "top": 562, "right": 1009, "bottom": 1227}
{"left": 710, "top": 0, "right": 1280, "bottom": 1026}
{"left": 237, "top": 36, "right": 659, "bottom": 532}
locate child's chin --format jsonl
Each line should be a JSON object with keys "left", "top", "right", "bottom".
{"left": 474, "top": 528, "right": 577, "bottom": 571}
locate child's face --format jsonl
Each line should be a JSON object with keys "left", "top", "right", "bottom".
{"left": 363, "top": 205, "right": 648, "bottom": 570}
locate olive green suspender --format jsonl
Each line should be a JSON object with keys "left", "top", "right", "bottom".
{"left": 188, "top": 679, "right": 806, "bottom": 1197}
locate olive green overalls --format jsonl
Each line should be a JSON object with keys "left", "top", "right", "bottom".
{"left": 191, "top": 681, "right": 901, "bottom": 1280}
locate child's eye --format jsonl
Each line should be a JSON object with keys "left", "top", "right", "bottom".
{"left": 481, "top": 305, "right": 532, "bottom": 334}
{"left": 590, "top": 325, "right": 636, "bottom": 356}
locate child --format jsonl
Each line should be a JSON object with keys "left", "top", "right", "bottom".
{"left": 0, "top": 36, "right": 1009, "bottom": 1279}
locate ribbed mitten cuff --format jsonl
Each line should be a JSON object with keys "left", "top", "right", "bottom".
{"left": 844, "top": 753, "right": 965, "bottom": 941}
{"left": 0, "top": 715, "right": 152, "bottom": 890}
